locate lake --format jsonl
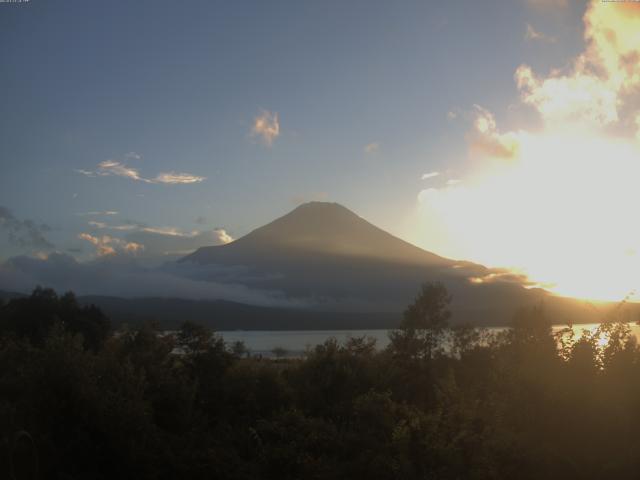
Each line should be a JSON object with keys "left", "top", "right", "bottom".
{"left": 217, "top": 323, "right": 640, "bottom": 358}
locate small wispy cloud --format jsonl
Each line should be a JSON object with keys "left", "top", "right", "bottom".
{"left": 98, "top": 160, "right": 144, "bottom": 181}
{"left": 88, "top": 221, "right": 108, "bottom": 229}
{"left": 77, "top": 211, "right": 119, "bottom": 217}
{"left": 78, "top": 233, "right": 144, "bottom": 257}
{"left": 421, "top": 172, "right": 440, "bottom": 180}
{"left": 86, "top": 220, "right": 234, "bottom": 251}
{"left": 525, "top": 23, "right": 556, "bottom": 43}
{"left": 364, "top": 142, "right": 380, "bottom": 154}
{"left": 76, "top": 154, "right": 205, "bottom": 185}
{"left": 251, "top": 110, "right": 280, "bottom": 146}
{"left": 123, "top": 225, "right": 233, "bottom": 259}
{"left": 153, "top": 172, "right": 206, "bottom": 184}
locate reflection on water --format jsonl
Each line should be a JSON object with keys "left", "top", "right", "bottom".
{"left": 217, "top": 323, "right": 640, "bottom": 358}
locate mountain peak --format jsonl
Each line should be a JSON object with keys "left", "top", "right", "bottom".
{"left": 290, "top": 201, "right": 355, "bottom": 213}
{"left": 184, "top": 201, "right": 451, "bottom": 267}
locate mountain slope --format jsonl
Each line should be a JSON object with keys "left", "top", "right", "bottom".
{"left": 185, "top": 202, "right": 454, "bottom": 267}
{"left": 180, "top": 202, "right": 555, "bottom": 324}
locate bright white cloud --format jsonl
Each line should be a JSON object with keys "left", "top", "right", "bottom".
{"left": 251, "top": 110, "right": 280, "bottom": 146}
{"left": 468, "top": 105, "right": 521, "bottom": 159}
{"left": 421, "top": 172, "right": 440, "bottom": 180}
{"left": 215, "top": 229, "right": 233, "bottom": 244}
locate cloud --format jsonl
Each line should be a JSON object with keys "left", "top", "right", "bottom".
{"left": 364, "top": 142, "right": 380, "bottom": 154}
{"left": 97, "top": 160, "right": 144, "bottom": 181}
{"left": 0, "top": 253, "right": 300, "bottom": 307}
{"left": 124, "top": 227, "right": 232, "bottom": 259}
{"left": 525, "top": 23, "right": 556, "bottom": 43}
{"left": 251, "top": 110, "right": 280, "bottom": 146}
{"left": 77, "top": 211, "right": 119, "bottom": 216}
{"left": 215, "top": 229, "right": 233, "bottom": 244}
{"left": 469, "top": 269, "right": 538, "bottom": 287}
{"left": 84, "top": 219, "right": 233, "bottom": 261}
{"left": 413, "top": 2, "right": 640, "bottom": 302}
{"left": 87, "top": 221, "right": 137, "bottom": 232}
{"left": 0, "top": 206, "right": 54, "bottom": 251}
{"left": 88, "top": 221, "right": 108, "bottom": 229}
{"left": 421, "top": 172, "right": 440, "bottom": 180}
{"left": 78, "top": 233, "right": 144, "bottom": 257}
{"left": 77, "top": 154, "right": 205, "bottom": 185}
{"left": 467, "top": 105, "right": 520, "bottom": 159}
{"left": 516, "top": 2, "right": 640, "bottom": 128}
{"left": 152, "top": 172, "right": 206, "bottom": 184}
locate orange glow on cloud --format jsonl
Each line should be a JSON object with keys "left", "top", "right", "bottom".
{"left": 412, "top": 1, "right": 640, "bottom": 302}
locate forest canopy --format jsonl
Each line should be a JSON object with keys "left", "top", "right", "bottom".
{"left": 1, "top": 284, "right": 639, "bottom": 480}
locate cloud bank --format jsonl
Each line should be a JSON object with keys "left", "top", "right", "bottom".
{"left": 0, "top": 253, "right": 298, "bottom": 307}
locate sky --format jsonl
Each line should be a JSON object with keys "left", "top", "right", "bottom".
{"left": 2, "top": 0, "right": 640, "bottom": 302}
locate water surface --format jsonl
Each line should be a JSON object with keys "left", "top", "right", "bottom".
{"left": 217, "top": 323, "right": 640, "bottom": 358}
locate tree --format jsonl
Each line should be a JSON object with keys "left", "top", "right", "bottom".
{"left": 176, "top": 320, "right": 217, "bottom": 356}
{"left": 230, "top": 340, "right": 249, "bottom": 358}
{"left": 389, "top": 282, "right": 452, "bottom": 360}
{"left": 0, "top": 287, "right": 110, "bottom": 350}
{"left": 271, "top": 346, "right": 288, "bottom": 359}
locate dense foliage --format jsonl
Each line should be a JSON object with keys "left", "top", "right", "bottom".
{"left": 2, "top": 285, "right": 640, "bottom": 479}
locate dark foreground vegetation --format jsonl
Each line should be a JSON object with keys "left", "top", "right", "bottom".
{"left": 1, "top": 285, "right": 640, "bottom": 479}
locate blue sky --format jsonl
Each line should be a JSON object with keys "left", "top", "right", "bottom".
{"left": 1, "top": 0, "right": 586, "bottom": 261}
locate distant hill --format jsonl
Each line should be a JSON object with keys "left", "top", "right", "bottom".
{"left": 79, "top": 295, "right": 627, "bottom": 330}
{"left": 0, "top": 290, "right": 26, "bottom": 302}
{"left": 77, "top": 295, "right": 400, "bottom": 330}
